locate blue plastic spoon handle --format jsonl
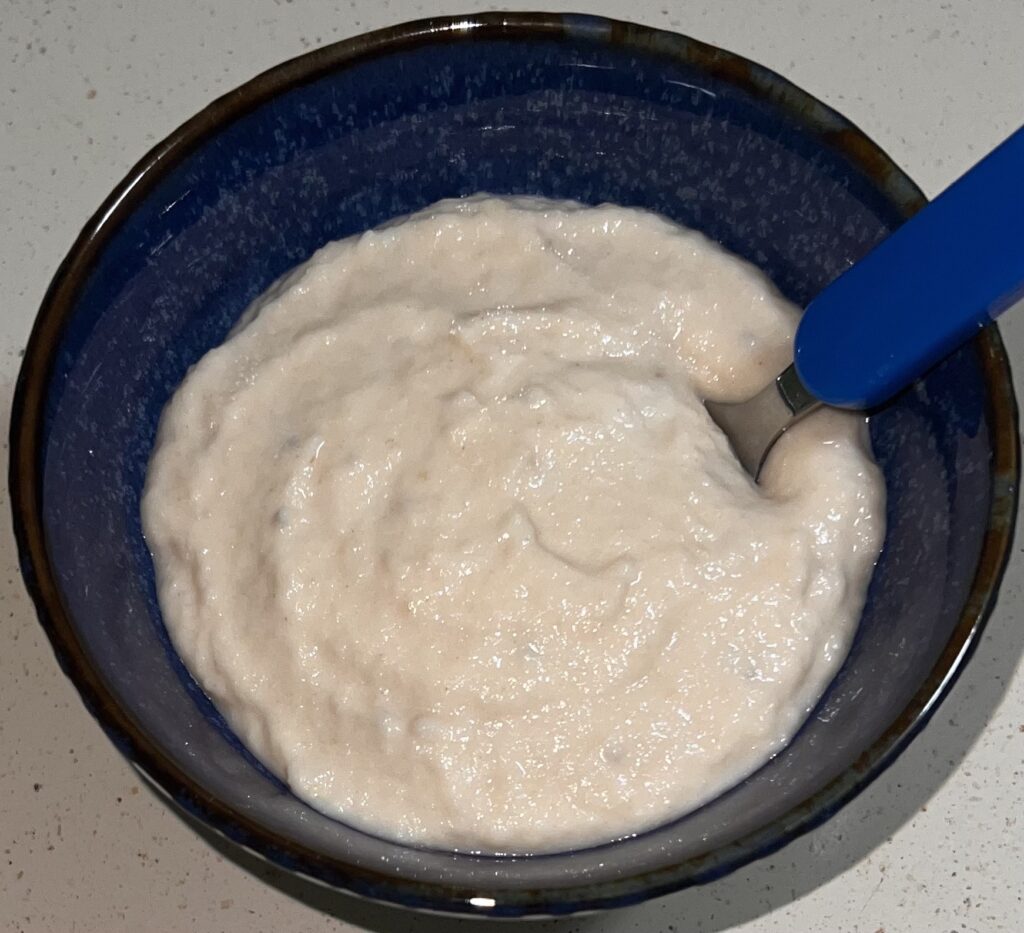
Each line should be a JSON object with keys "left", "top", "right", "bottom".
{"left": 794, "top": 125, "right": 1024, "bottom": 409}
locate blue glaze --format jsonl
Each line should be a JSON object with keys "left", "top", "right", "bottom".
{"left": 797, "top": 125, "right": 1024, "bottom": 407}
{"left": 19, "top": 17, "right": 1015, "bottom": 917}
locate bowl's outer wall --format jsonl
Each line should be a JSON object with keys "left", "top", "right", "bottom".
{"left": 14, "top": 14, "right": 1018, "bottom": 917}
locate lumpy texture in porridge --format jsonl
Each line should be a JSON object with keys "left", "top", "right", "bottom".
{"left": 142, "top": 196, "right": 884, "bottom": 852}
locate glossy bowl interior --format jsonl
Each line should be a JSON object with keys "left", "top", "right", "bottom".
{"left": 11, "top": 12, "right": 1018, "bottom": 918}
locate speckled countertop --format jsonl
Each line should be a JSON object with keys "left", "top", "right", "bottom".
{"left": 2, "top": 1, "right": 1022, "bottom": 931}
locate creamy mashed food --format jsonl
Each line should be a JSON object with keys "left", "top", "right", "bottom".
{"left": 142, "top": 196, "right": 884, "bottom": 852}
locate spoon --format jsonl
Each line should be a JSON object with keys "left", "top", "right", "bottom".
{"left": 706, "top": 124, "right": 1024, "bottom": 480}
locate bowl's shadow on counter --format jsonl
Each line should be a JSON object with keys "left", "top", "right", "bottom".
{"left": 169, "top": 573, "right": 1024, "bottom": 933}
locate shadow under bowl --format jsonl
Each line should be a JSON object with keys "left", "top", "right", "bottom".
{"left": 9, "top": 11, "right": 1019, "bottom": 919}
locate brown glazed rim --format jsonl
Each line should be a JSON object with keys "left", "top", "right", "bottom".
{"left": 9, "top": 12, "right": 1020, "bottom": 918}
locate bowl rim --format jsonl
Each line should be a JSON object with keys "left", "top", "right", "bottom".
{"left": 9, "top": 11, "right": 1020, "bottom": 918}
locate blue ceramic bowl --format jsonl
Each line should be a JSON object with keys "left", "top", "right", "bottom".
{"left": 10, "top": 13, "right": 1018, "bottom": 918}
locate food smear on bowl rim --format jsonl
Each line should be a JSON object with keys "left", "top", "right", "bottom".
{"left": 141, "top": 195, "right": 884, "bottom": 853}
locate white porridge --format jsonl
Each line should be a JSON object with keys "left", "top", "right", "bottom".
{"left": 142, "top": 196, "right": 884, "bottom": 852}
